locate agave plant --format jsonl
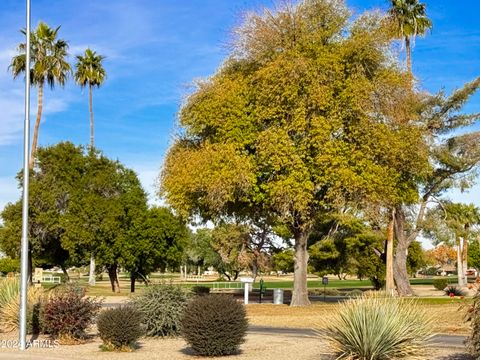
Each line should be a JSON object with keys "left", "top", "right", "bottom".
{"left": 324, "top": 292, "right": 433, "bottom": 360}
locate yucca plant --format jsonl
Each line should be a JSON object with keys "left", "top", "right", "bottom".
{"left": 0, "top": 277, "right": 45, "bottom": 333}
{"left": 0, "top": 277, "right": 20, "bottom": 309}
{"left": 324, "top": 292, "right": 433, "bottom": 360}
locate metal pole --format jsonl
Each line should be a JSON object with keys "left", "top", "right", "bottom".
{"left": 19, "top": 0, "right": 31, "bottom": 351}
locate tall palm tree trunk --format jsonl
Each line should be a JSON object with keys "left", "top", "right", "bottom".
{"left": 89, "top": 83, "right": 94, "bottom": 149}
{"left": 29, "top": 83, "right": 44, "bottom": 168}
{"left": 87, "top": 83, "right": 96, "bottom": 286}
{"left": 405, "top": 36, "right": 412, "bottom": 76}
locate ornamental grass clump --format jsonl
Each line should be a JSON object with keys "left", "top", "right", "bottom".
{"left": 0, "top": 277, "right": 45, "bottom": 333}
{"left": 42, "top": 286, "right": 102, "bottom": 341}
{"left": 97, "top": 306, "right": 144, "bottom": 351}
{"left": 181, "top": 294, "right": 248, "bottom": 356}
{"left": 324, "top": 292, "right": 433, "bottom": 360}
{"left": 132, "top": 284, "right": 189, "bottom": 337}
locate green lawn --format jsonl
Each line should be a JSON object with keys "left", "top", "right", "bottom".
{"left": 251, "top": 279, "right": 372, "bottom": 289}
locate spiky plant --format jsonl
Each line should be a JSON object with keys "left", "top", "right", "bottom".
{"left": 324, "top": 292, "right": 433, "bottom": 360}
{"left": 0, "top": 277, "right": 45, "bottom": 333}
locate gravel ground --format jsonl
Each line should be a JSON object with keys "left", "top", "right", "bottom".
{"left": 0, "top": 332, "right": 473, "bottom": 360}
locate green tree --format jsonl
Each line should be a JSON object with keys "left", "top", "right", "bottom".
{"left": 160, "top": 1, "right": 428, "bottom": 305}
{"left": 210, "top": 223, "right": 251, "bottom": 281}
{"left": 74, "top": 48, "right": 106, "bottom": 149}
{"left": 388, "top": 0, "right": 432, "bottom": 75}
{"left": 125, "top": 207, "right": 189, "bottom": 292}
{"left": 74, "top": 48, "right": 106, "bottom": 287}
{"left": 406, "top": 241, "right": 426, "bottom": 277}
{"left": 61, "top": 151, "right": 147, "bottom": 293}
{"left": 9, "top": 22, "right": 71, "bottom": 167}
{"left": 308, "top": 212, "right": 388, "bottom": 286}
{"left": 393, "top": 78, "right": 480, "bottom": 296}
{"left": 0, "top": 142, "right": 86, "bottom": 280}
{"left": 468, "top": 241, "right": 480, "bottom": 270}
{"left": 424, "top": 202, "right": 480, "bottom": 286}
{"left": 271, "top": 249, "right": 294, "bottom": 274}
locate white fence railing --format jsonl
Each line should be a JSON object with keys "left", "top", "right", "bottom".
{"left": 40, "top": 275, "right": 61, "bottom": 283}
{"left": 211, "top": 282, "right": 244, "bottom": 290}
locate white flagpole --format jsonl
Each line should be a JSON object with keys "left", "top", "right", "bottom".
{"left": 19, "top": 0, "right": 31, "bottom": 351}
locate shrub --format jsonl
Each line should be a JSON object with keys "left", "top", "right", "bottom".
{"left": 42, "top": 286, "right": 102, "bottom": 340}
{"left": 324, "top": 292, "right": 432, "bottom": 360}
{"left": 97, "top": 306, "right": 144, "bottom": 351}
{"left": 0, "top": 277, "right": 45, "bottom": 333}
{"left": 181, "top": 294, "right": 248, "bottom": 356}
{"left": 433, "top": 278, "right": 449, "bottom": 291}
{"left": 465, "top": 289, "right": 480, "bottom": 357}
{"left": 347, "top": 289, "right": 363, "bottom": 298}
{"left": 444, "top": 286, "right": 467, "bottom": 297}
{"left": 0, "top": 258, "right": 20, "bottom": 275}
{"left": 132, "top": 284, "right": 189, "bottom": 337}
{"left": 191, "top": 286, "right": 210, "bottom": 296}
{"left": 310, "top": 288, "right": 340, "bottom": 296}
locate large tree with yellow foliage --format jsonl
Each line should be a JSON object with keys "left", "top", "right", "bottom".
{"left": 160, "top": 0, "right": 429, "bottom": 305}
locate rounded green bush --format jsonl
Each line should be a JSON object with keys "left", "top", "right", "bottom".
{"left": 325, "top": 292, "right": 433, "bottom": 360}
{"left": 432, "top": 278, "right": 449, "bottom": 291}
{"left": 97, "top": 306, "right": 143, "bottom": 351}
{"left": 181, "top": 294, "right": 248, "bottom": 356}
{"left": 132, "top": 284, "right": 189, "bottom": 337}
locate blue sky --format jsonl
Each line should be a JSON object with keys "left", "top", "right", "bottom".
{"left": 0, "top": 0, "right": 479, "bottom": 238}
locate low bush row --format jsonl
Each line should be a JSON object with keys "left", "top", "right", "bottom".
{"left": 4, "top": 278, "right": 477, "bottom": 359}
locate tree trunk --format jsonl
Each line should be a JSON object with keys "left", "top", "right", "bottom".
{"left": 107, "top": 264, "right": 120, "bottom": 293}
{"left": 88, "top": 253, "right": 96, "bottom": 286}
{"left": 180, "top": 265, "right": 183, "bottom": 279}
{"left": 393, "top": 207, "right": 414, "bottom": 296}
{"left": 385, "top": 209, "right": 395, "bottom": 294}
{"left": 252, "top": 262, "right": 258, "bottom": 282}
{"left": 405, "top": 36, "right": 412, "bottom": 76}
{"left": 462, "top": 236, "right": 468, "bottom": 283}
{"left": 89, "top": 83, "right": 94, "bottom": 149}
{"left": 130, "top": 272, "right": 136, "bottom": 293}
{"left": 29, "top": 83, "right": 43, "bottom": 168}
{"left": 291, "top": 229, "right": 311, "bottom": 306}
{"left": 61, "top": 265, "right": 70, "bottom": 282}
{"left": 457, "top": 239, "right": 466, "bottom": 286}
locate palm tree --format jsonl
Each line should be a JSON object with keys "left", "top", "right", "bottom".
{"left": 74, "top": 49, "right": 106, "bottom": 149}
{"left": 10, "top": 21, "right": 71, "bottom": 168}
{"left": 388, "top": 0, "right": 432, "bottom": 75}
{"left": 74, "top": 49, "right": 106, "bottom": 287}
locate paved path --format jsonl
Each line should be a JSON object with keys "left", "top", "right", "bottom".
{"left": 248, "top": 325, "right": 467, "bottom": 349}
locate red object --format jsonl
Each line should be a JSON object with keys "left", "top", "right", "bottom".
{"left": 449, "top": 293, "right": 455, "bottom": 298}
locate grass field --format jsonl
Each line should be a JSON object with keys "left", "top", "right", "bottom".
{"left": 245, "top": 299, "right": 471, "bottom": 335}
